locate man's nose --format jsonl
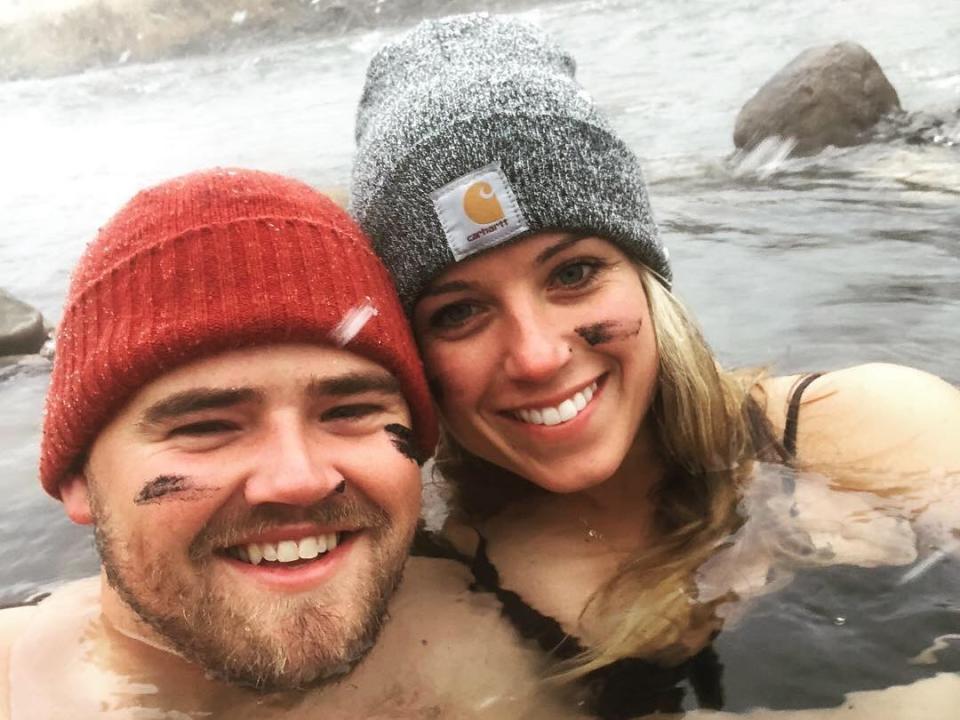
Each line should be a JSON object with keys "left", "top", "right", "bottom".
{"left": 501, "top": 303, "right": 571, "bottom": 383}
{"left": 243, "top": 414, "right": 345, "bottom": 507}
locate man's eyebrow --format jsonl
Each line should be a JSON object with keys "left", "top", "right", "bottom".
{"left": 306, "top": 371, "right": 402, "bottom": 398}
{"left": 138, "top": 388, "right": 260, "bottom": 429}
{"left": 534, "top": 233, "right": 591, "bottom": 265}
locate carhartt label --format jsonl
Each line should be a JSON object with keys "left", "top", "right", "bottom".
{"left": 430, "top": 161, "right": 528, "bottom": 261}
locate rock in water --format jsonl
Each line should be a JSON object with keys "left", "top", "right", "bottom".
{"left": 0, "top": 289, "right": 46, "bottom": 356}
{"left": 734, "top": 42, "right": 901, "bottom": 157}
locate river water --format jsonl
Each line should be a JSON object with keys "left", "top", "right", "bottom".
{"left": 0, "top": 0, "right": 958, "bottom": 706}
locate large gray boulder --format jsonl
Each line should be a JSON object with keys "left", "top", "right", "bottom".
{"left": 734, "top": 42, "right": 901, "bottom": 157}
{"left": 0, "top": 289, "right": 46, "bottom": 356}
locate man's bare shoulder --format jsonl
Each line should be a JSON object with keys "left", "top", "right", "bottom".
{"left": 0, "top": 604, "right": 38, "bottom": 643}
{"left": 382, "top": 556, "right": 537, "bottom": 672}
{"left": 334, "top": 556, "right": 583, "bottom": 719}
{"left": 0, "top": 604, "right": 41, "bottom": 720}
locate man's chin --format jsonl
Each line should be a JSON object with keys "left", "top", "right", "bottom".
{"left": 140, "top": 575, "right": 396, "bottom": 692}
{"left": 197, "top": 587, "right": 393, "bottom": 692}
{"left": 210, "top": 631, "right": 380, "bottom": 693}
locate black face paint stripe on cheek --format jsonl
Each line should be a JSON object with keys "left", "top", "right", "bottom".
{"left": 384, "top": 424, "right": 424, "bottom": 466}
{"left": 575, "top": 321, "right": 617, "bottom": 346}
{"left": 575, "top": 319, "right": 643, "bottom": 346}
{"left": 134, "top": 475, "right": 216, "bottom": 505}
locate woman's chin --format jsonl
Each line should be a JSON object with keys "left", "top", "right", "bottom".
{"left": 514, "top": 458, "right": 621, "bottom": 495}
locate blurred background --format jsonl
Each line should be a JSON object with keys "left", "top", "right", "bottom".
{"left": 1, "top": 0, "right": 957, "bottom": 604}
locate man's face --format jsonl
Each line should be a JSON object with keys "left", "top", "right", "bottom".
{"left": 66, "top": 343, "right": 422, "bottom": 690}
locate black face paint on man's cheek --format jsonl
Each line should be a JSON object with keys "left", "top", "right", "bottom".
{"left": 384, "top": 424, "right": 424, "bottom": 466}
{"left": 134, "top": 475, "right": 216, "bottom": 505}
{"left": 575, "top": 319, "right": 643, "bottom": 346}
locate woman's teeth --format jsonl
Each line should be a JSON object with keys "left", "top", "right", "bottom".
{"left": 514, "top": 381, "right": 598, "bottom": 426}
{"left": 229, "top": 533, "right": 341, "bottom": 566}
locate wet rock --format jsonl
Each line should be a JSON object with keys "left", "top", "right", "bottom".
{"left": 734, "top": 42, "right": 902, "bottom": 157}
{"left": 0, "top": 354, "right": 52, "bottom": 382}
{"left": 0, "top": 289, "right": 46, "bottom": 357}
{"left": 872, "top": 106, "right": 960, "bottom": 148}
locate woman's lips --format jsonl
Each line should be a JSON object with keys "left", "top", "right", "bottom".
{"left": 502, "top": 375, "right": 607, "bottom": 443}
{"left": 505, "top": 374, "right": 606, "bottom": 427}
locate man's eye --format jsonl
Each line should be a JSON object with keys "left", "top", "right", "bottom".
{"left": 321, "top": 404, "right": 383, "bottom": 421}
{"left": 430, "top": 302, "right": 480, "bottom": 329}
{"left": 551, "top": 260, "right": 602, "bottom": 289}
{"left": 169, "top": 420, "right": 237, "bottom": 437}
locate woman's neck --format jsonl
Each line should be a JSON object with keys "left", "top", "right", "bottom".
{"left": 486, "top": 421, "right": 666, "bottom": 553}
{"left": 581, "top": 420, "right": 664, "bottom": 515}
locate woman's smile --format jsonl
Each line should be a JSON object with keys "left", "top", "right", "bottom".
{"left": 505, "top": 376, "right": 602, "bottom": 427}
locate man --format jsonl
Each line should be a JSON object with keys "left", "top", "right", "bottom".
{"left": 0, "top": 169, "right": 574, "bottom": 719}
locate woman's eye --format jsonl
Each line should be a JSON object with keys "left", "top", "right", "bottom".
{"left": 551, "top": 260, "right": 600, "bottom": 289}
{"left": 169, "top": 420, "right": 237, "bottom": 437}
{"left": 430, "top": 302, "right": 480, "bottom": 329}
{"left": 321, "top": 404, "right": 383, "bottom": 421}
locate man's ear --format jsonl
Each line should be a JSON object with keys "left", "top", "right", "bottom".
{"left": 60, "top": 472, "right": 94, "bottom": 525}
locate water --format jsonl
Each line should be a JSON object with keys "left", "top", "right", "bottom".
{"left": 0, "top": 0, "right": 957, "bottom": 707}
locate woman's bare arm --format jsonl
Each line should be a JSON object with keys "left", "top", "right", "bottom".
{"left": 763, "top": 363, "right": 960, "bottom": 487}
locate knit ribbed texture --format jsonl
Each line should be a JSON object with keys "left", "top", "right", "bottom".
{"left": 41, "top": 168, "right": 437, "bottom": 499}
{"left": 351, "top": 13, "right": 671, "bottom": 313}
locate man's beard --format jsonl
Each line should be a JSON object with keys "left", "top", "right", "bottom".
{"left": 90, "top": 492, "right": 411, "bottom": 692}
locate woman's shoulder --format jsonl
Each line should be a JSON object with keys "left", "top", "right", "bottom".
{"left": 758, "top": 363, "right": 960, "bottom": 482}
{"left": 759, "top": 363, "right": 956, "bottom": 420}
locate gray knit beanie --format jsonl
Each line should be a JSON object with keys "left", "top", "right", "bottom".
{"left": 351, "top": 12, "right": 671, "bottom": 312}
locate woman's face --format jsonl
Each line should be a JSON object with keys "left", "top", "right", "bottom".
{"left": 413, "top": 232, "right": 659, "bottom": 493}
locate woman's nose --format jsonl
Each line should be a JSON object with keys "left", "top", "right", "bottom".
{"left": 242, "top": 414, "right": 346, "bottom": 507}
{"left": 501, "top": 306, "right": 571, "bottom": 383}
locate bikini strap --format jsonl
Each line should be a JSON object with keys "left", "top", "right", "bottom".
{"left": 782, "top": 372, "right": 824, "bottom": 459}
{"left": 410, "top": 526, "right": 474, "bottom": 563}
{"left": 413, "top": 527, "right": 583, "bottom": 657}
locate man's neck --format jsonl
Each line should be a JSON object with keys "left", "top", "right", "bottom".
{"left": 99, "top": 572, "right": 185, "bottom": 659}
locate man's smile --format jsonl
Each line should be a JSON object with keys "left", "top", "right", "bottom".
{"left": 222, "top": 530, "right": 351, "bottom": 566}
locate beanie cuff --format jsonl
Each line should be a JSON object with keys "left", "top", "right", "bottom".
{"left": 355, "top": 111, "right": 670, "bottom": 312}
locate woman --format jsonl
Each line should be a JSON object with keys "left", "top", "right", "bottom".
{"left": 351, "top": 14, "right": 960, "bottom": 718}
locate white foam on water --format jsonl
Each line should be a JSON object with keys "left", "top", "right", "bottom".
{"left": 728, "top": 135, "right": 800, "bottom": 180}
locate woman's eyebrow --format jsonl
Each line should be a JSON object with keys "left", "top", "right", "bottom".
{"left": 421, "top": 234, "right": 593, "bottom": 297}
{"left": 534, "top": 233, "right": 590, "bottom": 265}
{"left": 420, "top": 279, "right": 475, "bottom": 297}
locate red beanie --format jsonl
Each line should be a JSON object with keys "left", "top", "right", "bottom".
{"left": 40, "top": 168, "right": 437, "bottom": 499}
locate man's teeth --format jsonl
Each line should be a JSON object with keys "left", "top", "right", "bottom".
{"left": 230, "top": 533, "right": 341, "bottom": 565}
{"left": 515, "top": 381, "right": 598, "bottom": 426}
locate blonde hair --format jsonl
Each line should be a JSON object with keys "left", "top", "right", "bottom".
{"left": 434, "top": 266, "right": 788, "bottom": 677}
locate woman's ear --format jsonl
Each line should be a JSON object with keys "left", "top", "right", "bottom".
{"left": 60, "top": 472, "right": 94, "bottom": 525}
